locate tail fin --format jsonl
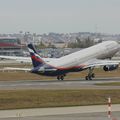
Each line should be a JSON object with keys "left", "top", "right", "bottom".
{"left": 28, "top": 44, "right": 45, "bottom": 67}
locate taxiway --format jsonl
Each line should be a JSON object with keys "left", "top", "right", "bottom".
{"left": 0, "top": 105, "right": 120, "bottom": 120}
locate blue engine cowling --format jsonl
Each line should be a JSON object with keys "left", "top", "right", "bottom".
{"left": 103, "top": 65, "right": 118, "bottom": 71}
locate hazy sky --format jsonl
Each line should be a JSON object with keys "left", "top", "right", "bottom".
{"left": 0, "top": 0, "right": 120, "bottom": 34}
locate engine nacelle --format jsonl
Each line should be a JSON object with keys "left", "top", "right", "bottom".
{"left": 103, "top": 65, "right": 118, "bottom": 71}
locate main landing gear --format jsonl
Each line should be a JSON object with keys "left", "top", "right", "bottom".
{"left": 57, "top": 75, "right": 65, "bottom": 81}
{"left": 85, "top": 67, "right": 95, "bottom": 80}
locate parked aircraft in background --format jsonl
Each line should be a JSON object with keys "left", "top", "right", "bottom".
{"left": 3, "top": 41, "right": 120, "bottom": 80}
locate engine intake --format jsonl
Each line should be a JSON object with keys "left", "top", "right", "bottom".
{"left": 103, "top": 65, "right": 118, "bottom": 71}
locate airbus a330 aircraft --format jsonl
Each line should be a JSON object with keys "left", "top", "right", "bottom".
{"left": 3, "top": 41, "right": 120, "bottom": 80}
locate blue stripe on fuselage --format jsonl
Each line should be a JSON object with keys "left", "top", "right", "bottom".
{"left": 31, "top": 65, "right": 84, "bottom": 76}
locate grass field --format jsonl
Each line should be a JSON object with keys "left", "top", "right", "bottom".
{"left": 96, "top": 82, "right": 120, "bottom": 86}
{"left": 0, "top": 89, "right": 119, "bottom": 110}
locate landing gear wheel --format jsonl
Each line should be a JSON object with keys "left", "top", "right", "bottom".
{"left": 57, "top": 75, "right": 64, "bottom": 81}
{"left": 85, "top": 76, "right": 88, "bottom": 80}
{"left": 85, "top": 67, "right": 95, "bottom": 80}
{"left": 91, "top": 73, "right": 95, "bottom": 78}
{"left": 88, "top": 76, "right": 92, "bottom": 80}
{"left": 85, "top": 76, "right": 93, "bottom": 80}
{"left": 57, "top": 76, "right": 60, "bottom": 80}
{"left": 60, "top": 76, "right": 64, "bottom": 80}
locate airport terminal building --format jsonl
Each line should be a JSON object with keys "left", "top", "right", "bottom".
{"left": 0, "top": 37, "right": 23, "bottom": 56}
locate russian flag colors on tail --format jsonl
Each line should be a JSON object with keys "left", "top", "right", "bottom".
{"left": 28, "top": 44, "right": 45, "bottom": 68}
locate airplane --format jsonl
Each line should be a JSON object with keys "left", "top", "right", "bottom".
{"left": 3, "top": 41, "right": 120, "bottom": 80}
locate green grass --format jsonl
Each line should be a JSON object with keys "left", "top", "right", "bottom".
{"left": 96, "top": 82, "right": 120, "bottom": 86}
{"left": 0, "top": 89, "right": 120, "bottom": 110}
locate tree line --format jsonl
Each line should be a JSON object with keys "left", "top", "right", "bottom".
{"left": 68, "top": 37, "right": 102, "bottom": 48}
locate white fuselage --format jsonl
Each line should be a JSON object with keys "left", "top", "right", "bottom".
{"left": 48, "top": 41, "right": 120, "bottom": 68}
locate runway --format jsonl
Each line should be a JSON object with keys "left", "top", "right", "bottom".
{"left": 0, "top": 77, "right": 120, "bottom": 90}
{"left": 0, "top": 105, "right": 120, "bottom": 120}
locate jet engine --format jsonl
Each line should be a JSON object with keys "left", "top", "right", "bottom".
{"left": 103, "top": 65, "right": 118, "bottom": 71}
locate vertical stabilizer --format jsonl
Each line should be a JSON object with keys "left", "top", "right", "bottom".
{"left": 28, "top": 44, "right": 44, "bottom": 67}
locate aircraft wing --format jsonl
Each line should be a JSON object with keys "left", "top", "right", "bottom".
{"left": 3, "top": 67, "right": 57, "bottom": 72}
{"left": 83, "top": 59, "right": 120, "bottom": 69}
{"left": 0, "top": 55, "right": 31, "bottom": 63}
{"left": 3, "top": 67, "right": 31, "bottom": 71}
{"left": 0, "top": 55, "right": 28, "bottom": 60}
{"left": 0, "top": 55, "right": 57, "bottom": 63}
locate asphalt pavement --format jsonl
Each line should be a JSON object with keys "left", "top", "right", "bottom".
{"left": 0, "top": 77, "right": 119, "bottom": 90}
{"left": 0, "top": 105, "right": 120, "bottom": 120}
